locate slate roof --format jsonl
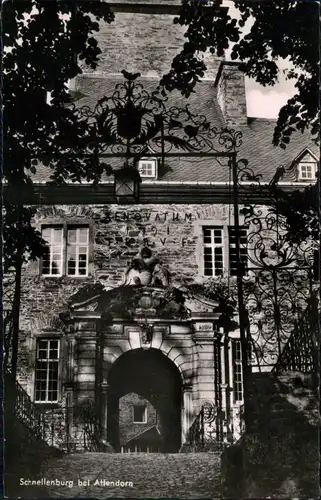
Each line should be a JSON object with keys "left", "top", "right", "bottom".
{"left": 75, "top": 73, "right": 225, "bottom": 128}
{"left": 31, "top": 75, "right": 318, "bottom": 186}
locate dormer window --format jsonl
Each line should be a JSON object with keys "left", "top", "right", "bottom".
{"left": 138, "top": 158, "right": 158, "bottom": 179}
{"left": 294, "top": 149, "right": 318, "bottom": 182}
{"left": 298, "top": 161, "right": 317, "bottom": 181}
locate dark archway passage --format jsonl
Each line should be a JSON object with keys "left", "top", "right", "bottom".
{"left": 107, "top": 348, "right": 182, "bottom": 453}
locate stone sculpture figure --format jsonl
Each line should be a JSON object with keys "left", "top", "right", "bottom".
{"left": 124, "top": 247, "right": 169, "bottom": 286}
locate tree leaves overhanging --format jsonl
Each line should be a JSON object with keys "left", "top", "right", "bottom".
{"left": 160, "top": 0, "right": 319, "bottom": 149}
{"left": 3, "top": 0, "right": 115, "bottom": 269}
{"left": 3, "top": 0, "right": 114, "bottom": 186}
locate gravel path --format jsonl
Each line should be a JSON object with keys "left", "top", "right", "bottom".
{"left": 15, "top": 452, "right": 222, "bottom": 498}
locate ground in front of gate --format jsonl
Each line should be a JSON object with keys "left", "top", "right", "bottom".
{"left": 13, "top": 452, "right": 222, "bottom": 498}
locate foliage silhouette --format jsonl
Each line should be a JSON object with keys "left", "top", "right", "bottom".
{"left": 159, "top": 0, "right": 319, "bottom": 246}
{"left": 3, "top": 0, "right": 115, "bottom": 376}
{"left": 269, "top": 181, "right": 320, "bottom": 246}
{"left": 160, "top": 0, "right": 319, "bottom": 148}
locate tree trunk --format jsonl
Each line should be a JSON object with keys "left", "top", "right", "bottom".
{"left": 3, "top": 310, "right": 13, "bottom": 372}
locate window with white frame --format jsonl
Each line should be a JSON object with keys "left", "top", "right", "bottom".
{"left": 203, "top": 226, "right": 224, "bottom": 276}
{"left": 35, "top": 338, "right": 60, "bottom": 402}
{"left": 203, "top": 226, "right": 248, "bottom": 277}
{"left": 231, "top": 340, "right": 243, "bottom": 403}
{"left": 138, "top": 159, "right": 157, "bottom": 179}
{"left": 298, "top": 162, "right": 317, "bottom": 181}
{"left": 133, "top": 405, "right": 147, "bottom": 423}
{"left": 41, "top": 225, "right": 89, "bottom": 277}
{"left": 42, "top": 227, "right": 64, "bottom": 276}
{"left": 67, "top": 227, "right": 89, "bottom": 276}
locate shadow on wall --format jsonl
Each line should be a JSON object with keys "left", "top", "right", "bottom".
{"left": 221, "top": 371, "right": 320, "bottom": 498}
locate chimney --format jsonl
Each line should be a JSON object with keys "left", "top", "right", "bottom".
{"left": 214, "top": 61, "right": 247, "bottom": 126}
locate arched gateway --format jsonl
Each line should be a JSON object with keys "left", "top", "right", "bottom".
{"left": 61, "top": 273, "right": 240, "bottom": 452}
{"left": 108, "top": 348, "right": 182, "bottom": 452}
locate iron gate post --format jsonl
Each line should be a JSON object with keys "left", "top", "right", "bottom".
{"left": 231, "top": 152, "right": 251, "bottom": 430}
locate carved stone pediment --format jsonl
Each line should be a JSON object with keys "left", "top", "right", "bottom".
{"left": 185, "top": 295, "right": 219, "bottom": 314}
{"left": 67, "top": 283, "right": 220, "bottom": 320}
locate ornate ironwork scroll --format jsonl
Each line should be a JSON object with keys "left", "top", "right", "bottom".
{"left": 234, "top": 157, "right": 319, "bottom": 370}
{"left": 73, "top": 70, "right": 243, "bottom": 161}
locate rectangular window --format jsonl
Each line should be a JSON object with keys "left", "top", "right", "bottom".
{"left": 133, "top": 405, "right": 147, "bottom": 423}
{"left": 203, "top": 227, "right": 224, "bottom": 276}
{"left": 228, "top": 227, "right": 248, "bottom": 276}
{"left": 232, "top": 340, "right": 243, "bottom": 403}
{"left": 202, "top": 226, "right": 248, "bottom": 276}
{"left": 41, "top": 227, "right": 63, "bottom": 276}
{"left": 298, "top": 162, "right": 317, "bottom": 180}
{"left": 138, "top": 159, "right": 157, "bottom": 178}
{"left": 41, "top": 225, "right": 89, "bottom": 277}
{"left": 35, "top": 338, "right": 60, "bottom": 402}
{"left": 67, "top": 227, "right": 89, "bottom": 276}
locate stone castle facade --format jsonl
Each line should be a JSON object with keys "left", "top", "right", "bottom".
{"left": 12, "top": 1, "right": 318, "bottom": 452}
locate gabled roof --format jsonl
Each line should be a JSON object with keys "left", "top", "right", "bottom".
{"left": 291, "top": 147, "right": 319, "bottom": 165}
{"left": 242, "top": 119, "right": 318, "bottom": 183}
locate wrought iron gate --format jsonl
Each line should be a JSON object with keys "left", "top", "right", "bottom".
{"left": 234, "top": 158, "right": 319, "bottom": 371}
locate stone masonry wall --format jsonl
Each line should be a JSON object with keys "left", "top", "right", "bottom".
{"left": 15, "top": 201, "right": 281, "bottom": 395}
{"left": 22, "top": 203, "right": 234, "bottom": 299}
{"left": 119, "top": 392, "right": 157, "bottom": 445}
{"left": 14, "top": 199, "right": 306, "bottom": 451}
{"left": 14, "top": 201, "right": 310, "bottom": 396}
{"left": 16, "top": 202, "right": 234, "bottom": 398}
{"left": 221, "top": 371, "right": 320, "bottom": 498}
{"left": 85, "top": 10, "right": 220, "bottom": 79}
{"left": 216, "top": 63, "right": 247, "bottom": 126}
